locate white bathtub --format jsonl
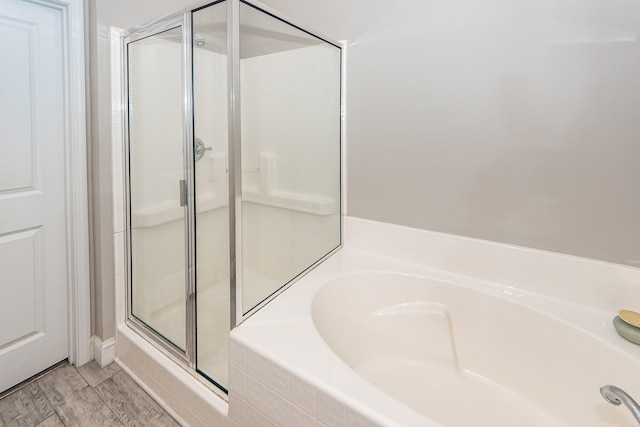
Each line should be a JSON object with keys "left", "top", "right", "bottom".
{"left": 230, "top": 217, "right": 640, "bottom": 427}
{"left": 313, "top": 272, "right": 640, "bottom": 426}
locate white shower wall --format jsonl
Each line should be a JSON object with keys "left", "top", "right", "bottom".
{"left": 240, "top": 43, "right": 341, "bottom": 311}
{"left": 241, "top": 44, "right": 341, "bottom": 200}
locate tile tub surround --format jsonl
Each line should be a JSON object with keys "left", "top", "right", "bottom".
{"left": 228, "top": 338, "right": 379, "bottom": 427}
{"left": 229, "top": 216, "right": 640, "bottom": 427}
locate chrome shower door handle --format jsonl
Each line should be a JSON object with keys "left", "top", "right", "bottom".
{"left": 179, "top": 179, "right": 187, "bottom": 207}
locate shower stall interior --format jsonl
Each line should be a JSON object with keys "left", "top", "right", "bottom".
{"left": 122, "top": 0, "right": 342, "bottom": 395}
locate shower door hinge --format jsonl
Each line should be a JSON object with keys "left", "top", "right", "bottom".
{"left": 179, "top": 179, "right": 187, "bottom": 207}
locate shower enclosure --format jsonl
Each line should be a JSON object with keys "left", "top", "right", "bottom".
{"left": 122, "top": 0, "right": 342, "bottom": 395}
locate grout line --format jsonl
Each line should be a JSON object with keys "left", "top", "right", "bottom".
{"left": 39, "top": 383, "right": 65, "bottom": 427}
{"left": 77, "top": 361, "right": 118, "bottom": 389}
{"left": 87, "top": 368, "right": 127, "bottom": 427}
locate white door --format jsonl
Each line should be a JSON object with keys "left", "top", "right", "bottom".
{"left": 0, "top": 0, "right": 69, "bottom": 392}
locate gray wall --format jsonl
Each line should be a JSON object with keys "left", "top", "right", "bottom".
{"left": 89, "top": 0, "right": 640, "bottom": 342}
{"left": 260, "top": 0, "right": 640, "bottom": 267}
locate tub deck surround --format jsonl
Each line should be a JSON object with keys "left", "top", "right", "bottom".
{"left": 229, "top": 216, "right": 640, "bottom": 427}
{"left": 344, "top": 218, "right": 640, "bottom": 314}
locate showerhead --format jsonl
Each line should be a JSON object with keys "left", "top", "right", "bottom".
{"left": 194, "top": 32, "right": 206, "bottom": 47}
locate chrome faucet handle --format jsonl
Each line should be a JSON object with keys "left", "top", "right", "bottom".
{"left": 194, "top": 137, "right": 212, "bottom": 161}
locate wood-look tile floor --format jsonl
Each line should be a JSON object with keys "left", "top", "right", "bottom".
{"left": 0, "top": 361, "right": 181, "bottom": 427}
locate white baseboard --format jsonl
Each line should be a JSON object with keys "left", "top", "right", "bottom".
{"left": 92, "top": 336, "right": 116, "bottom": 367}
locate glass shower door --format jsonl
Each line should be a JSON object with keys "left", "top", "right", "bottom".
{"left": 192, "top": 1, "right": 231, "bottom": 389}
{"left": 126, "top": 22, "right": 188, "bottom": 353}
{"left": 238, "top": 1, "right": 342, "bottom": 314}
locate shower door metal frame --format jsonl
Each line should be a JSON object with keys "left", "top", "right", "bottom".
{"left": 122, "top": 14, "right": 198, "bottom": 371}
{"left": 227, "top": 0, "right": 242, "bottom": 330}
{"left": 121, "top": 0, "right": 344, "bottom": 397}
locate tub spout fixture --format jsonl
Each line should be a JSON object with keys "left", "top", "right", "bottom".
{"left": 601, "top": 385, "right": 640, "bottom": 424}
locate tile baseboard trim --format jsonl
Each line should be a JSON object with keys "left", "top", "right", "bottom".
{"left": 116, "top": 324, "right": 229, "bottom": 427}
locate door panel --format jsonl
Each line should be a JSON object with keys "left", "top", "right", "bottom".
{"left": 0, "top": 17, "right": 34, "bottom": 192}
{"left": 127, "top": 26, "right": 187, "bottom": 351}
{"left": 0, "top": 0, "right": 68, "bottom": 392}
{"left": 0, "top": 228, "right": 41, "bottom": 346}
